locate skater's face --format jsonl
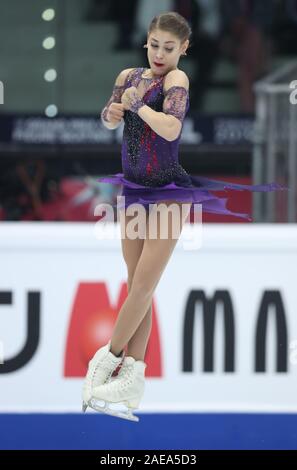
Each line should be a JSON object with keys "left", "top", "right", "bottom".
{"left": 146, "top": 29, "right": 188, "bottom": 76}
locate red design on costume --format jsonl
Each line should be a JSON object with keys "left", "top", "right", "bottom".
{"left": 152, "top": 151, "right": 159, "bottom": 168}
{"left": 142, "top": 123, "right": 151, "bottom": 152}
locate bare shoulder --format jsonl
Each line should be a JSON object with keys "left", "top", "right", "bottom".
{"left": 164, "top": 69, "right": 189, "bottom": 92}
{"left": 115, "top": 68, "right": 135, "bottom": 86}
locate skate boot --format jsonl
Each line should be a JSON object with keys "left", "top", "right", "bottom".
{"left": 82, "top": 340, "right": 124, "bottom": 412}
{"left": 89, "top": 356, "right": 147, "bottom": 422}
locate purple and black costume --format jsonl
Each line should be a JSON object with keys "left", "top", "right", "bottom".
{"left": 99, "top": 67, "right": 286, "bottom": 220}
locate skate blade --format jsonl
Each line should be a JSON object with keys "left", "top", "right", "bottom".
{"left": 82, "top": 402, "right": 88, "bottom": 413}
{"left": 89, "top": 398, "right": 139, "bottom": 422}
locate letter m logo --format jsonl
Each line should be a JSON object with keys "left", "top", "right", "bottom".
{"left": 182, "top": 290, "right": 235, "bottom": 372}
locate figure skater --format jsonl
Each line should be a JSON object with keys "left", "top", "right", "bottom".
{"left": 82, "top": 11, "right": 287, "bottom": 421}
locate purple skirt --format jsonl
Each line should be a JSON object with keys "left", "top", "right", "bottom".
{"left": 97, "top": 173, "right": 287, "bottom": 221}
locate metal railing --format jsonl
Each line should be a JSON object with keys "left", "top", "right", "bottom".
{"left": 253, "top": 61, "right": 297, "bottom": 222}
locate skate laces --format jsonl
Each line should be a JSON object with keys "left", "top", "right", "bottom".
{"left": 91, "top": 355, "right": 120, "bottom": 385}
{"left": 115, "top": 363, "right": 134, "bottom": 391}
{"left": 95, "top": 363, "right": 134, "bottom": 393}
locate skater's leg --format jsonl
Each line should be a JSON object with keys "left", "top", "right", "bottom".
{"left": 83, "top": 209, "right": 151, "bottom": 413}
{"left": 110, "top": 201, "right": 191, "bottom": 356}
{"left": 126, "top": 275, "right": 152, "bottom": 361}
{"left": 119, "top": 209, "right": 152, "bottom": 361}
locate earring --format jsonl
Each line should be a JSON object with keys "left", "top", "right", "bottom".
{"left": 182, "top": 51, "right": 187, "bottom": 56}
{"left": 143, "top": 44, "right": 148, "bottom": 49}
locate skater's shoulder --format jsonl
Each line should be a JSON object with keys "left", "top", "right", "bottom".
{"left": 164, "top": 69, "right": 189, "bottom": 93}
{"left": 115, "top": 68, "right": 138, "bottom": 86}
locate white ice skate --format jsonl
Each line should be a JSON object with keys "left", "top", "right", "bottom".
{"left": 82, "top": 340, "right": 124, "bottom": 412}
{"left": 89, "top": 356, "right": 147, "bottom": 422}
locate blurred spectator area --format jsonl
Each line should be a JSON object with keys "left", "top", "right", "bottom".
{"left": 0, "top": 156, "right": 256, "bottom": 223}
{"left": 0, "top": 0, "right": 294, "bottom": 221}
{"left": 0, "top": 0, "right": 296, "bottom": 114}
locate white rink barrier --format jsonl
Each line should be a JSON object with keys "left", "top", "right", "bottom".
{"left": 0, "top": 222, "right": 296, "bottom": 413}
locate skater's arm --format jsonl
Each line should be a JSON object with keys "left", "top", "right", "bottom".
{"left": 136, "top": 106, "right": 180, "bottom": 141}
{"left": 101, "top": 68, "right": 134, "bottom": 130}
{"left": 137, "top": 70, "right": 189, "bottom": 141}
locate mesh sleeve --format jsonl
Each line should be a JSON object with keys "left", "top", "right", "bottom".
{"left": 101, "top": 85, "right": 126, "bottom": 122}
{"left": 163, "top": 86, "right": 189, "bottom": 123}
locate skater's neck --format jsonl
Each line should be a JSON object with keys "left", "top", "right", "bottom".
{"left": 141, "top": 67, "right": 178, "bottom": 80}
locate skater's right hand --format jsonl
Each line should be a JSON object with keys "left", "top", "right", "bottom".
{"left": 106, "top": 103, "right": 125, "bottom": 124}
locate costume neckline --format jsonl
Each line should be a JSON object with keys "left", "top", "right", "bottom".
{"left": 141, "top": 67, "right": 177, "bottom": 80}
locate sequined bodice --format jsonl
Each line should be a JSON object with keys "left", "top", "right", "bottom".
{"left": 121, "top": 68, "right": 191, "bottom": 187}
{"left": 99, "top": 66, "right": 286, "bottom": 220}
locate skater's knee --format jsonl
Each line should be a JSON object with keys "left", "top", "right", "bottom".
{"left": 127, "top": 267, "right": 141, "bottom": 292}
{"left": 129, "top": 274, "right": 155, "bottom": 300}
{"left": 127, "top": 275, "right": 134, "bottom": 293}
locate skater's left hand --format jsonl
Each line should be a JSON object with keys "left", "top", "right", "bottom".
{"left": 121, "top": 87, "right": 144, "bottom": 113}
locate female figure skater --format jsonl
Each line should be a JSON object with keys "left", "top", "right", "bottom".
{"left": 82, "top": 12, "right": 286, "bottom": 421}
